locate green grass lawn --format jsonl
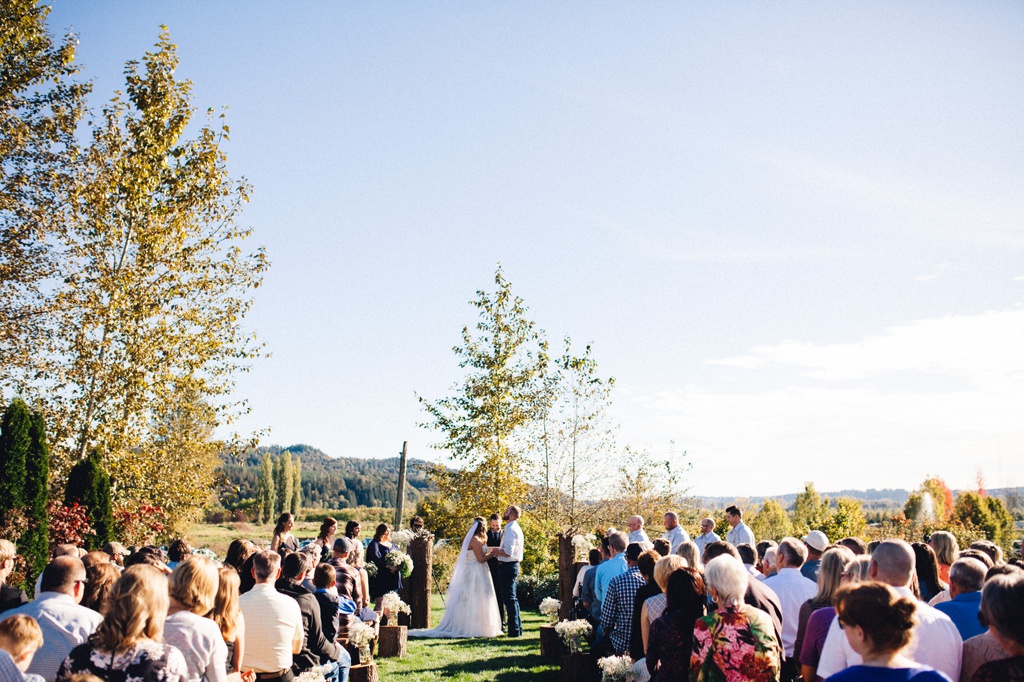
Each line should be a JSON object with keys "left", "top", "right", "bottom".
{"left": 374, "top": 595, "right": 560, "bottom": 681}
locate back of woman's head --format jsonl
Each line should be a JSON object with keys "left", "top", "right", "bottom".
{"left": 211, "top": 565, "right": 240, "bottom": 640}
{"left": 928, "top": 531, "right": 959, "bottom": 566}
{"left": 123, "top": 545, "right": 164, "bottom": 570}
{"left": 588, "top": 548, "right": 602, "bottom": 566}
{"left": 674, "top": 541, "right": 702, "bottom": 572}
{"left": 813, "top": 546, "right": 856, "bottom": 605}
{"left": 843, "top": 555, "right": 872, "bottom": 584}
{"left": 224, "top": 539, "right": 255, "bottom": 570}
{"left": 969, "top": 540, "right": 1003, "bottom": 566}
{"left": 92, "top": 565, "right": 169, "bottom": 652}
{"left": 912, "top": 542, "right": 943, "bottom": 590}
{"left": 834, "top": 581, "right": 917, "bottom": 654}
{"left": 654, "top": 555, "right": 687, "bottom": 591}
{"left": 665, "top": 567, "right": 705, "bottom": 613}
{"left": 703, "top": 555, "right": 748, "bottom": 607}
{"left": 472, "top": 516, "right": 486, "bottom": 538}
{"left": 82, "top": 562, "right": 120, "bottom": 614}
{"left": 979, "top": 573, "right": 1024, "bottom": 646}
{"left": 169, "top": 556, "right": 219, "bottom": 615}
{"left": 637, "top": 550, "right": 660, "bottom": 582}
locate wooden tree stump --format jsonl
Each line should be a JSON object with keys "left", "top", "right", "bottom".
{"left": 350, "top": 662, "right": 379, "bottom": 682}
{"left": 540, "top": 624, "right": 568, "bottom": 657}
{"left": 377, "top": 624, "right": 407, "bottom": 658}
{"left": 406, "top": 533, "right": 433, "bottom": 628}
{"left": 561, "top": 652, "right": 599, "bottom": 682}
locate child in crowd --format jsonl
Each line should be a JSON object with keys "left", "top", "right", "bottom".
{"left": 0, "top": 614, "right": 45, "bottom": 682}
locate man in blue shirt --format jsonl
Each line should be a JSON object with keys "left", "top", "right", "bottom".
{"left": 592, "top": 531, "right": 629, "bottom": 633}
{"left": 935, "top": 557, "right": 987, "bottom": 641}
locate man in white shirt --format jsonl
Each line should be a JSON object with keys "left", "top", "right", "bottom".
{"left": 660, "top": 512, "right": 690, "bottom": 553}
{"left": 693, "top": 518, "right": 721, "bottom": 556}
{"left": 626, "top": 516, "right": 650, "bottom": 547}
{"left": 763, "top": 537, "right": 818, "bottom": 679}
{"left": 239, "top": 550, "right": 304, "bottom": 681}
{"left": 1, "top": 556, "right": 103, "bottom": 682}
{"left": 816, "top": 539, "right": 962, "bottom": 681}
{"left": 494, "top": 505, "right": 524, "bottom": 637}
{"left": 725, "top": 505, "right": 755, "bottom": 547}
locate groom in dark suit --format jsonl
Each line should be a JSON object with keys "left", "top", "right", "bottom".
{"left": 486, "top": 513, "right": 505, "bottom": 628}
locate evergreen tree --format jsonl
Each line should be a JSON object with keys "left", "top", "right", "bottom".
{"left": 291, "top": 456, "right": 302, "bottom": 517}
{"left": 257, "top": 452, "right": 276, "bottom": 524}
{"left": 64, "top": 450, "right": 113, "bottom": 549}
{"left": 0, "top": 398, "right": 31, "bottom": 522}
{"left": 275, "top": 453, "right": 293, "bottom": 517}
{"left": 21, "top": 411, "right": 49, "bottom": 589}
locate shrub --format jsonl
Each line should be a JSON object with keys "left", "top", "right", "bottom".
{"left": 516, "top": 573, "right": 558, "bottom": 609}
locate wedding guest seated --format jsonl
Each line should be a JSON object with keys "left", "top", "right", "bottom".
{"left": 933, "top": 557, "right": 986, "bottom": 641}
{"left": 969, "top": 540, "right": 1002, "bottom": 567}
{"left": 674, "top": 540, "right": 702, "bottom": 572}
{"left": 224, "top": 540, "right": 256, "bottom": 575}
{"left": 802, "top": 530, "right": 829, "bottom": 582}
{"left": 0, "top": 540, "right": 29, "bottom": 615}
{"left": 960, "top": 564, "right": 1024, "bottom": 681}
{"left": 328, "top": 538, "right": 360, "bottom": 603}
{"left": 971, "top": 572, "right": 1024, "bottom": 681}
{"left": 598, "top": 543, "right": 645, "bottom": 655}
{"left": 239, "top": 551, "right": 303, "bottom": 682}
{"left": 640, "top": 555, "right": 687, "bottom": 655}
{"left": 702, "top": 541, "right": 784, "bottom": 652}
{"left": 827, "top": 581, "right": 951, "bottom": 681}
{"left": 0, "top": 614, "right": 44, "bottom": 680}
{"left": 737, "top": 543, "right": 761, "bottom": 579}
{"left": 763, "top": 536, "right": 818, "bottom": 677}
{"left": 164, "top": 556, "right": 229, "bottom": 682}
{"left": 629, "top": 550, "right": 661, "bottom": 660}
{"left": 757, "top": 540, "right": 778, "bottom": 576}
{"left": 211, "top": 565, "right": 250, "bottom": 681}
{"left": 800, "top": 554, "right": 871, "bottom": 682}
{"left": 913, "top": 542, "right": 947, "bottom": 602}
{"left": 124, "top": 545, "right": 170, "bottom": 574}
{"left": 276, "top": 552, "right": 348, "bottom": 682}
{"left": 56, "top": 565, "right": 189, "bottom": 681}
{"left": 817, "top": 540, "right": 962, "bottom": 681}
{"left": 2, "top": 555, "right": 103, "bottom": 681}
{"left": 691, "top": 555, "right": 781, "bottom": 680}
{"left": 573, "top": 549, "right": 601, "bottom": 620}
{"left": 312, "top": 564, "right": 358, "bottom": 646}
{"left": 81, "top": 561, "right": 119, "bottom": 614}
{"left": 761, "top": 546, "right": 779, "bottom": 579}
{"left": 593, "top": 532, "right": 629, "bottom": 625}
{"left": 167, "top": 539, "right": 192, "bottom": 571}
{"left": 840, "top": 537, "right": 868, "bottom": 556}
{"left": 931, "top": 551, "right": 994, "bottom": 606}
{"left": 581, "top": 540, "right": 608, "bottom": 625}
{"left": 102, "top": 542, "right": 131, "bottom": 568}
{"left": 651, "top": 538, "right": 670, "bottom": 557}
{"left": 928, "top": 531, "right": 959, "bottom": 584}
{"left": 646, "top": 567, "right": 705, "bottom": 682}
{"left": 793, "top": 546, "right": 855, "bottom": 673}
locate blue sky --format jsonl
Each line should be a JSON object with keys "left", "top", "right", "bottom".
{"left": 48, "top": 2, "right": 1024, "bottom": 497}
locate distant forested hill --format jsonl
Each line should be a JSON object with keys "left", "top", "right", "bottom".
{"left": 219, "top": 444, "right": 435, "bottom": 509}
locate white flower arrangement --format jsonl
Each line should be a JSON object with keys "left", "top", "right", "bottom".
{"left": 380, "top": 591, "right": 411, "bottom": 617}
{"left": 364, "top": 562, "right": 377, "bottom": 578}
{"left": 391, "top": 529, "right": 416, "bottom": 550}
{"left": 347, "top": 620, "right": 376, "bottom": 648}
{"left": 539, "top": 597, "right": 561, "bottom": 623}
{"left": 384, "top": 549, "right": 414, "bottom": 578}
{"left": 294, "top": 667, "right": 327, "bottom": 682}
{"left": 554, "top": 619, "right": 592, "bottom": 654}
{"left": 571, "top": 533, "right": 596, "bottom": 562}
{"left": 597, "top": 655, "right": 635, "bottom": 682}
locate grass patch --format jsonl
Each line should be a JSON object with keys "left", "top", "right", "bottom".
{"left": 375, "top": 594, "right": 560, "bottom": 681}
{"left": 184, "top": 520, "right": 346, "bottom": 557}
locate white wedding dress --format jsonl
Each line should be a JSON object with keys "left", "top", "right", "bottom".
{"left": 408, "top": 523, "right": 502, "bottom": 638}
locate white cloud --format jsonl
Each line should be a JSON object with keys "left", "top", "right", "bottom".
{"left": 620, "top": 310, "right": 1024, "bottom": 496}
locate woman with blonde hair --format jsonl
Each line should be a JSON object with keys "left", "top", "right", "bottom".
{"left": 928, "top": 531, "right": 959, "bottom": 584}
{"left": 674, "top": 540, "right": 702, "bottom": 572}
{"left": 164, "top": 556, "right": 229, "bottom": 682}
{"left": 799, "top": 554, "right": 871, "bottom": 682}
{"left": 793, "top": 546, "right": 855, "bottom": 670}
{"left": 56, "top": 565, "right": 188, "bottom": 681}
{"left": 211, "top": 565, "right": 253, "bottom": 681}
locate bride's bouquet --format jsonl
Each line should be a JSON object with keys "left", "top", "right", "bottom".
{"left": 538, "top": 597, "right": 561, "bottom": 623}
{"left": 554, "top": 619, "right": 592, "bottom": 654}
{"left": 384, "top": 549, "right": 414, "bottom": 578}
{"left": 597, "top": 655, "right": 635, "bottom": 682}
{"left": 380, "top": 592, "right": 411, "bottom": 618}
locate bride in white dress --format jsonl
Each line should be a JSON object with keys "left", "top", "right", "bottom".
{"left": 408, "top": 516, "right": 503, "bottom": 638}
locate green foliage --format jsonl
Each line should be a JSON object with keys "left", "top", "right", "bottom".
{"left": 291, "top": 456, "right": 302, "bottom": 516}
{"left": 275, "top": 452, "right": 293, "bottom": 517}
{"left": 516, "top": 574, "right": 559, "bottom": 609}
{"left": 952, "top": 491, "right": 1016, "bottom": 552}
{"left": 64, "top": 450, "right": 113, "bottom": 549}
{"left": 21, "top": 410, "right": 50, "bottom": 587}
{"left": 0, "top": 398, "right": 31, "bottom": 518}
{"left": 603, "top": 446, "right": 686, "bottom": 528}
{"left": 257, "top": 452, "right": 275, "bottom": 524}
{"left": 519, "top": 513, "right": 559, "bottom": 578}
{"left": 792, "top": 482, "right": 831, "bottom": 535}
{"left": 820, "top": 498, "right": 867, "bottom": 541}
{"left": 748, "top": 499, "right": 793, "bottom": 542}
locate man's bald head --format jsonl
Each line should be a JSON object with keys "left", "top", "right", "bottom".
{"left": 870, "top": 539, "right": 915, "bottom": 587}
{"left": 41, "top": 556, "right": 87, "bottom": 600}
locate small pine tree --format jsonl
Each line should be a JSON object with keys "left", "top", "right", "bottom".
{"left": 20, "top": 411, "right": 50, "bottom": 589}
{"left": 65, "top": 450, "right": 113, "bottom": 549}
{"left": 291, "top": 457, "right": 302, "bottom": 517}
{"left": 275, "top": 453, "right": 293, "bottom": 517}
{"left": 257, "top": 452, "right": 276, "bottom": 524}
{"left": 0, "top": 398, "right": 31, "bottom": 522}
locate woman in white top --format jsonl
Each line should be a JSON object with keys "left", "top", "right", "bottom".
{"left": 641, "top": 555, "right": 687, "bottom": 654}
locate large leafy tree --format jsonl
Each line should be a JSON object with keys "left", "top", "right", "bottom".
{"left": 748, "top": 498, "right": 794, "bottom": 542}
{"left": 34, "top": 30, "right": 267, "bottom": 526}
{"left": 0, "top": 0, "right": 88, "bottom": 379}
{"left": 419, "top": 266, "right": 551, "bottom": 535}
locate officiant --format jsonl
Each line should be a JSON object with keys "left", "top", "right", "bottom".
{"left": 486, "top": 513, "right": 506, "bottom": 628}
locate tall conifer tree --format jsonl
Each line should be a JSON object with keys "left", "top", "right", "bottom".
{"left": 291, "top": 457, "right": 302, "bottom": 517}
{"left": 65, "top": 450, "right": 113, "bottom": 549}
{"left": 0, "top": 398, "right": 30, "bottom": 522}
{"left": 21, "top": 411, "right": 49, "bottom": 587}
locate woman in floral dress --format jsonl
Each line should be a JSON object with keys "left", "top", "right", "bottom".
{"left": 690, "top": 555, "right": 781, "bottom": 682}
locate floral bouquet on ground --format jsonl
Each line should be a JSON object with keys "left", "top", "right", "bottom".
{"left": 380, "top": 592, "right": 411, "bottom": 620}
{"left": 539, "top": 597, "right": 561, "bottom": 624}
{"left": 384, "top": 549, "right": 414, "bottom": 578}
{"left": 597, "top": 655, "right": 635, "bottom": 682}
{"left": 554, "top": 619, "right": 592, "bottom": 654}
{"left": 391, "top": 529, "right": 416, "bottom": 550}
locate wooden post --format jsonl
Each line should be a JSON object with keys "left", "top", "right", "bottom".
{"left": 561, "top": 652, "right": 599, "bottom": 682}
{"left": 404, "top": 532, "right": 433, "bottom": 628}
{"left": 394, "top": 441, "right": 408, "bottom": 529}
{"left": 540, "top": 624, "right": 568, "bottom": 657}
{"left": 377, "top": 624, "right": 407, "bottom": 658}
{"left": 350, "top": 663, "right": 379, "bottom": 682}
{"left": 557, "top": 533, "right": 577, "bottom": 621}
